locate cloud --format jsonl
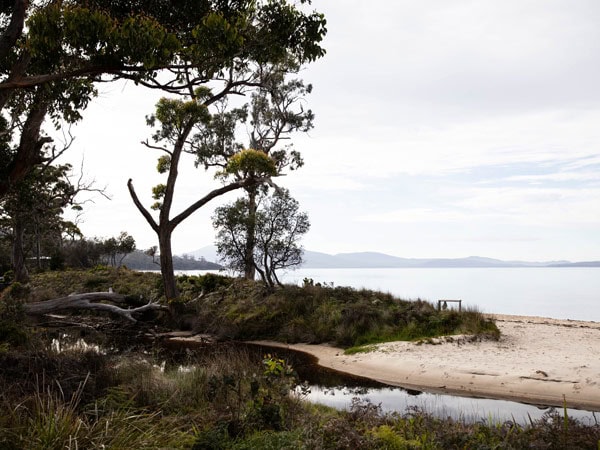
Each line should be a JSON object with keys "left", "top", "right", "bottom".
{"left": 356, "top": 208, "right": 469, "bottom": 224}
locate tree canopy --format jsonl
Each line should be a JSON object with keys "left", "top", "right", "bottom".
{"left": 214, "top": 188, "right": 309, "bottom": 287}
{"left": 0, "top": 0, "right": 326, "bottom": 196}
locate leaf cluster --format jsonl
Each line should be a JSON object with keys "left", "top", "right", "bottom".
{"left": 26, "top": 4, "right": 181, "bottom": 74}
{"left": 147, "top": 97, "right": 211, "bottom": 144}
{"left": 223, "top": 148, "right": 277, "bottom": 179}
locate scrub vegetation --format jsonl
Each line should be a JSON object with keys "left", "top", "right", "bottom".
{"left": 1, "top": 268, "right": 599, "bottom": 448}
{"left": 1, "top": 339, "right": 599, "bottom": 449}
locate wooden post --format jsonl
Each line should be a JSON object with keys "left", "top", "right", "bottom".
{"left": 438, "top": 299, "right": 462, "bottom": 311}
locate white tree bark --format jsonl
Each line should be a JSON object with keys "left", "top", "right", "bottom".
{"left": 24, "top": 292, "right": 167, "bottom": 322}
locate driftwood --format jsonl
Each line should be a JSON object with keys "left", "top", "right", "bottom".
{"left": 23, "top": 292, "right": 167, "bottom": 323}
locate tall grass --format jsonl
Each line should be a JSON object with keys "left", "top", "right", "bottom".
{"left": 190, "top": 280, "right": 500, "bottom": 347}
{"left": 0, "top": 373, "right": 193, "bottom": 449}
{"left": 1, "top": 343, "right": 599, "bottom": 449}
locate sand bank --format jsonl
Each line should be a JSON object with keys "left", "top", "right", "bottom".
{"left": 251, "top": 315, "right": 600, "bottom": 410}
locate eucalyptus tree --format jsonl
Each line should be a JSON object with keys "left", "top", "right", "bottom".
{"left": 0, "top": 0, "right": 326, "bottom": 197}
{"left": 99, "top": 231, "right": 136, "bottom": 268}
{"left": 194, "top": 59, "right": 314, "bottom": 279}
{"left": 0, "top": 162, "right": 90, "bottom": 282}
{"left": 128, "top": 92, "right": 279, "bottom": 300}
{"left": 213, "top": 188, "right": 309, "bottom": 287}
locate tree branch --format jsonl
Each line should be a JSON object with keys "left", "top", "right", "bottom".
{"left": 0, "top": 0, "right": 28, "bottom": 64}
{"left": 170, "top": 177, "right": 271, "bottom": 230}
{"left": 23, "top": 292, "right": 167, "bottom": 323}
{"left": 127, "top": 179, "right": 159, "bottom": 233}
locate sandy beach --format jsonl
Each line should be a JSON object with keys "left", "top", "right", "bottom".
{"left": 252, "top": 314, "right": 600, "bottom": 410}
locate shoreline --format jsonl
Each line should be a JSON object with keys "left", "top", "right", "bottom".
{"left": 250, "top": 314, "right": 600, "bottom": 411}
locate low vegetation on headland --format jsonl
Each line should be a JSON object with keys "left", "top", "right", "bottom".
{"left": 1, "top": 267, "right": 599, "bottom": 449}
{"left": 23, "top": 267, "right": 499, "bottom": 347}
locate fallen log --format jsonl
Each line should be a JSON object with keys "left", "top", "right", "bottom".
{"left": 23, "top": 292, "right": 167, "bottom": 323}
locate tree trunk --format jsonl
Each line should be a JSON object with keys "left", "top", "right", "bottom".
{"left": 34, "top": 222, "right": 42, "bottom": 270}
{"left": 158, "top": 227, "right": 178, "bottom": 300}
{"left": 12, "top": 215, "right": 29, "bottom": 283}
{"left": 243, "top": 187, "right": 257, "bottom": 280}
{"left": 0, "top": 93, "right": 50, "bottom": 197}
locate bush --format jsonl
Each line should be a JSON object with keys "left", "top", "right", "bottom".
{"left": 192, "top": 280, "right": 500, "bottom": 347}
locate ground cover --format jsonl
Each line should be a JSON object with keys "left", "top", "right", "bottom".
{"left": 1, "top": 268, "right": 598, "bottom": 448}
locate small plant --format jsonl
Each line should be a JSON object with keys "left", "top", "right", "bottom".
{"left": 344, "top": 344, "right": 378, "bottom": 355}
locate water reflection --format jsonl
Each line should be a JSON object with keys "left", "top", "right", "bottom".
{"left": 248, "top": 344, "right": 600, "bottom": 426}
{"left": 303, "top": 385, "right": 598, "bottom": 426}
{"left": 50, "top": 334, "right": 102, "bottom": 353}
{"left": 46, "top": 333, "right": 599, "bottom": 426}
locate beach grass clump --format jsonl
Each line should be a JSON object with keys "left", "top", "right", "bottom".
{"left": 188, "top": 279, "right": 500, "bottom": 347}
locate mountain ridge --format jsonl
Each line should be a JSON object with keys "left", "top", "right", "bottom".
{"left": 184, "top": 246, "right": 599, "bottom": 268}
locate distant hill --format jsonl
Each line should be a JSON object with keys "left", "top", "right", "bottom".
{"left": 186, "top": 246, "right": 221, "bottom": 264}
{"left": 185, "top": 245, "right": 597, "bottom": 269}
{"left": 123, "top": 250, "right": 222, "bottom": 270}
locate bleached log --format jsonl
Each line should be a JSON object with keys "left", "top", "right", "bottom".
{"left": 24, "top": 292, "right": 167, "bottom": 323}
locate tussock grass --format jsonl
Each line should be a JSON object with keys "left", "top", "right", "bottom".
{"left": 1, "top": 343, "right": 599, "bottom": 449}
{"left": 190, "top": 280, "right": 500, "bottom": 347}
{"left": 6, "top": 269, "right": 597, "bottom": 448}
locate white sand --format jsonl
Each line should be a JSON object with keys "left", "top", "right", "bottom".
{"left": 251, "top": 315, "right": 600, "bottom": 410}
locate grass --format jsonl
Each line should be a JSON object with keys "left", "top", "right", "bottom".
{"left": 187, "top": 279, "right": 500, "bottom": 347}
{"left": 5, "top": 267, "right": 599, "bottom": 448}
{"left": 24, "top": 268, "right": 500, "bottom": 347}
{"left": 344, "top": 344, "right": 379, "bottom": 355}
{"left": 1, "top": 342, "right": 599, "bottom": 449}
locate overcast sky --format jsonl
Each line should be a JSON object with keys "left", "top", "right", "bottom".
{"left": 62, "top": 1, "right": 600, "bottom": 262}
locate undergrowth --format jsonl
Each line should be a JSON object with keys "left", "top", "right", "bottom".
{"left": 188, "top": 279, "right": 500, "bottom": 347}
{"left": 19, "top": 268, "right": 500, "bottom": 348}
{"left": 0, "top": 345, "right": 598, "bottom": 449}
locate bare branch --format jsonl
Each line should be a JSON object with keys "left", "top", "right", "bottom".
{"left": 127, "top": 178, "right": 159, "bottom": 233}
{"left": 170, "top": 176, "right": 272, "bottom": 230}
{"left": 23, "top": 291, "right": 167, "bottom": 323}
{"left": 141, "top": 139, "right": 172, "bottom": 155}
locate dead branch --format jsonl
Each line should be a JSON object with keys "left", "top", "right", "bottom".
{"left": 24, "top": 292, "right": 167, "bottom": 323}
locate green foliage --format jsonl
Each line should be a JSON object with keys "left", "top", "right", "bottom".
{"left": 190, "top": 279, "right": 500, "bottom": 347}
{"left": 223, "top": 149, "right": 278, "bottom": 179}
{"left": 156, "top": 155, "right": 171, "bottom": 174}
{"left": 27, "top": 4, "right": 181, "bottom": 70}
{"left": 214, "top": 188, "right": 309, "bottom": 287}
{"left": 29, "top": 267, "right": 163, "bottom": 302}
{"left": 0, "top": 162, "right": 85, "bottom": 281}
{"left": 0, "top": 321, "right": 28, "bottom": 347}
{"left": 151, "top": 183, "right": 167, "bottom": 200}
{"left": 148, "top": 98, "right": 210, "bottom": 143}
{"left": 0, "top": 282, "right": 28, "bottom": 326}
{"left": 177, "top": 273, "right": 233, "bottom": 297}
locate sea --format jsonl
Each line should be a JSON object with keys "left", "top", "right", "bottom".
{"left": 179, "top": 267, "right": 600, "bottom": 322}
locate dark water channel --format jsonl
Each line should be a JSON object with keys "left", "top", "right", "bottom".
{"left": 244, "top": 344, "right": 599, "bottom": 426}
{"left": 47, "top": 330, "right": 599, "bottom": 426}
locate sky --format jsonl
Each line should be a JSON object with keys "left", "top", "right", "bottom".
{"left": 61, "top": 1, "right": 600, "bottom": 262}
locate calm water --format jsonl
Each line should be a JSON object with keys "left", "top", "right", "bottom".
{"left": 249, "top": 344, "right": 600, "bottom": 424}
{"left": 303, "top": 385, "right": 599, "bottom": 425}
{"left": 181, "top": 267, "right": 600, "bottom": 321}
